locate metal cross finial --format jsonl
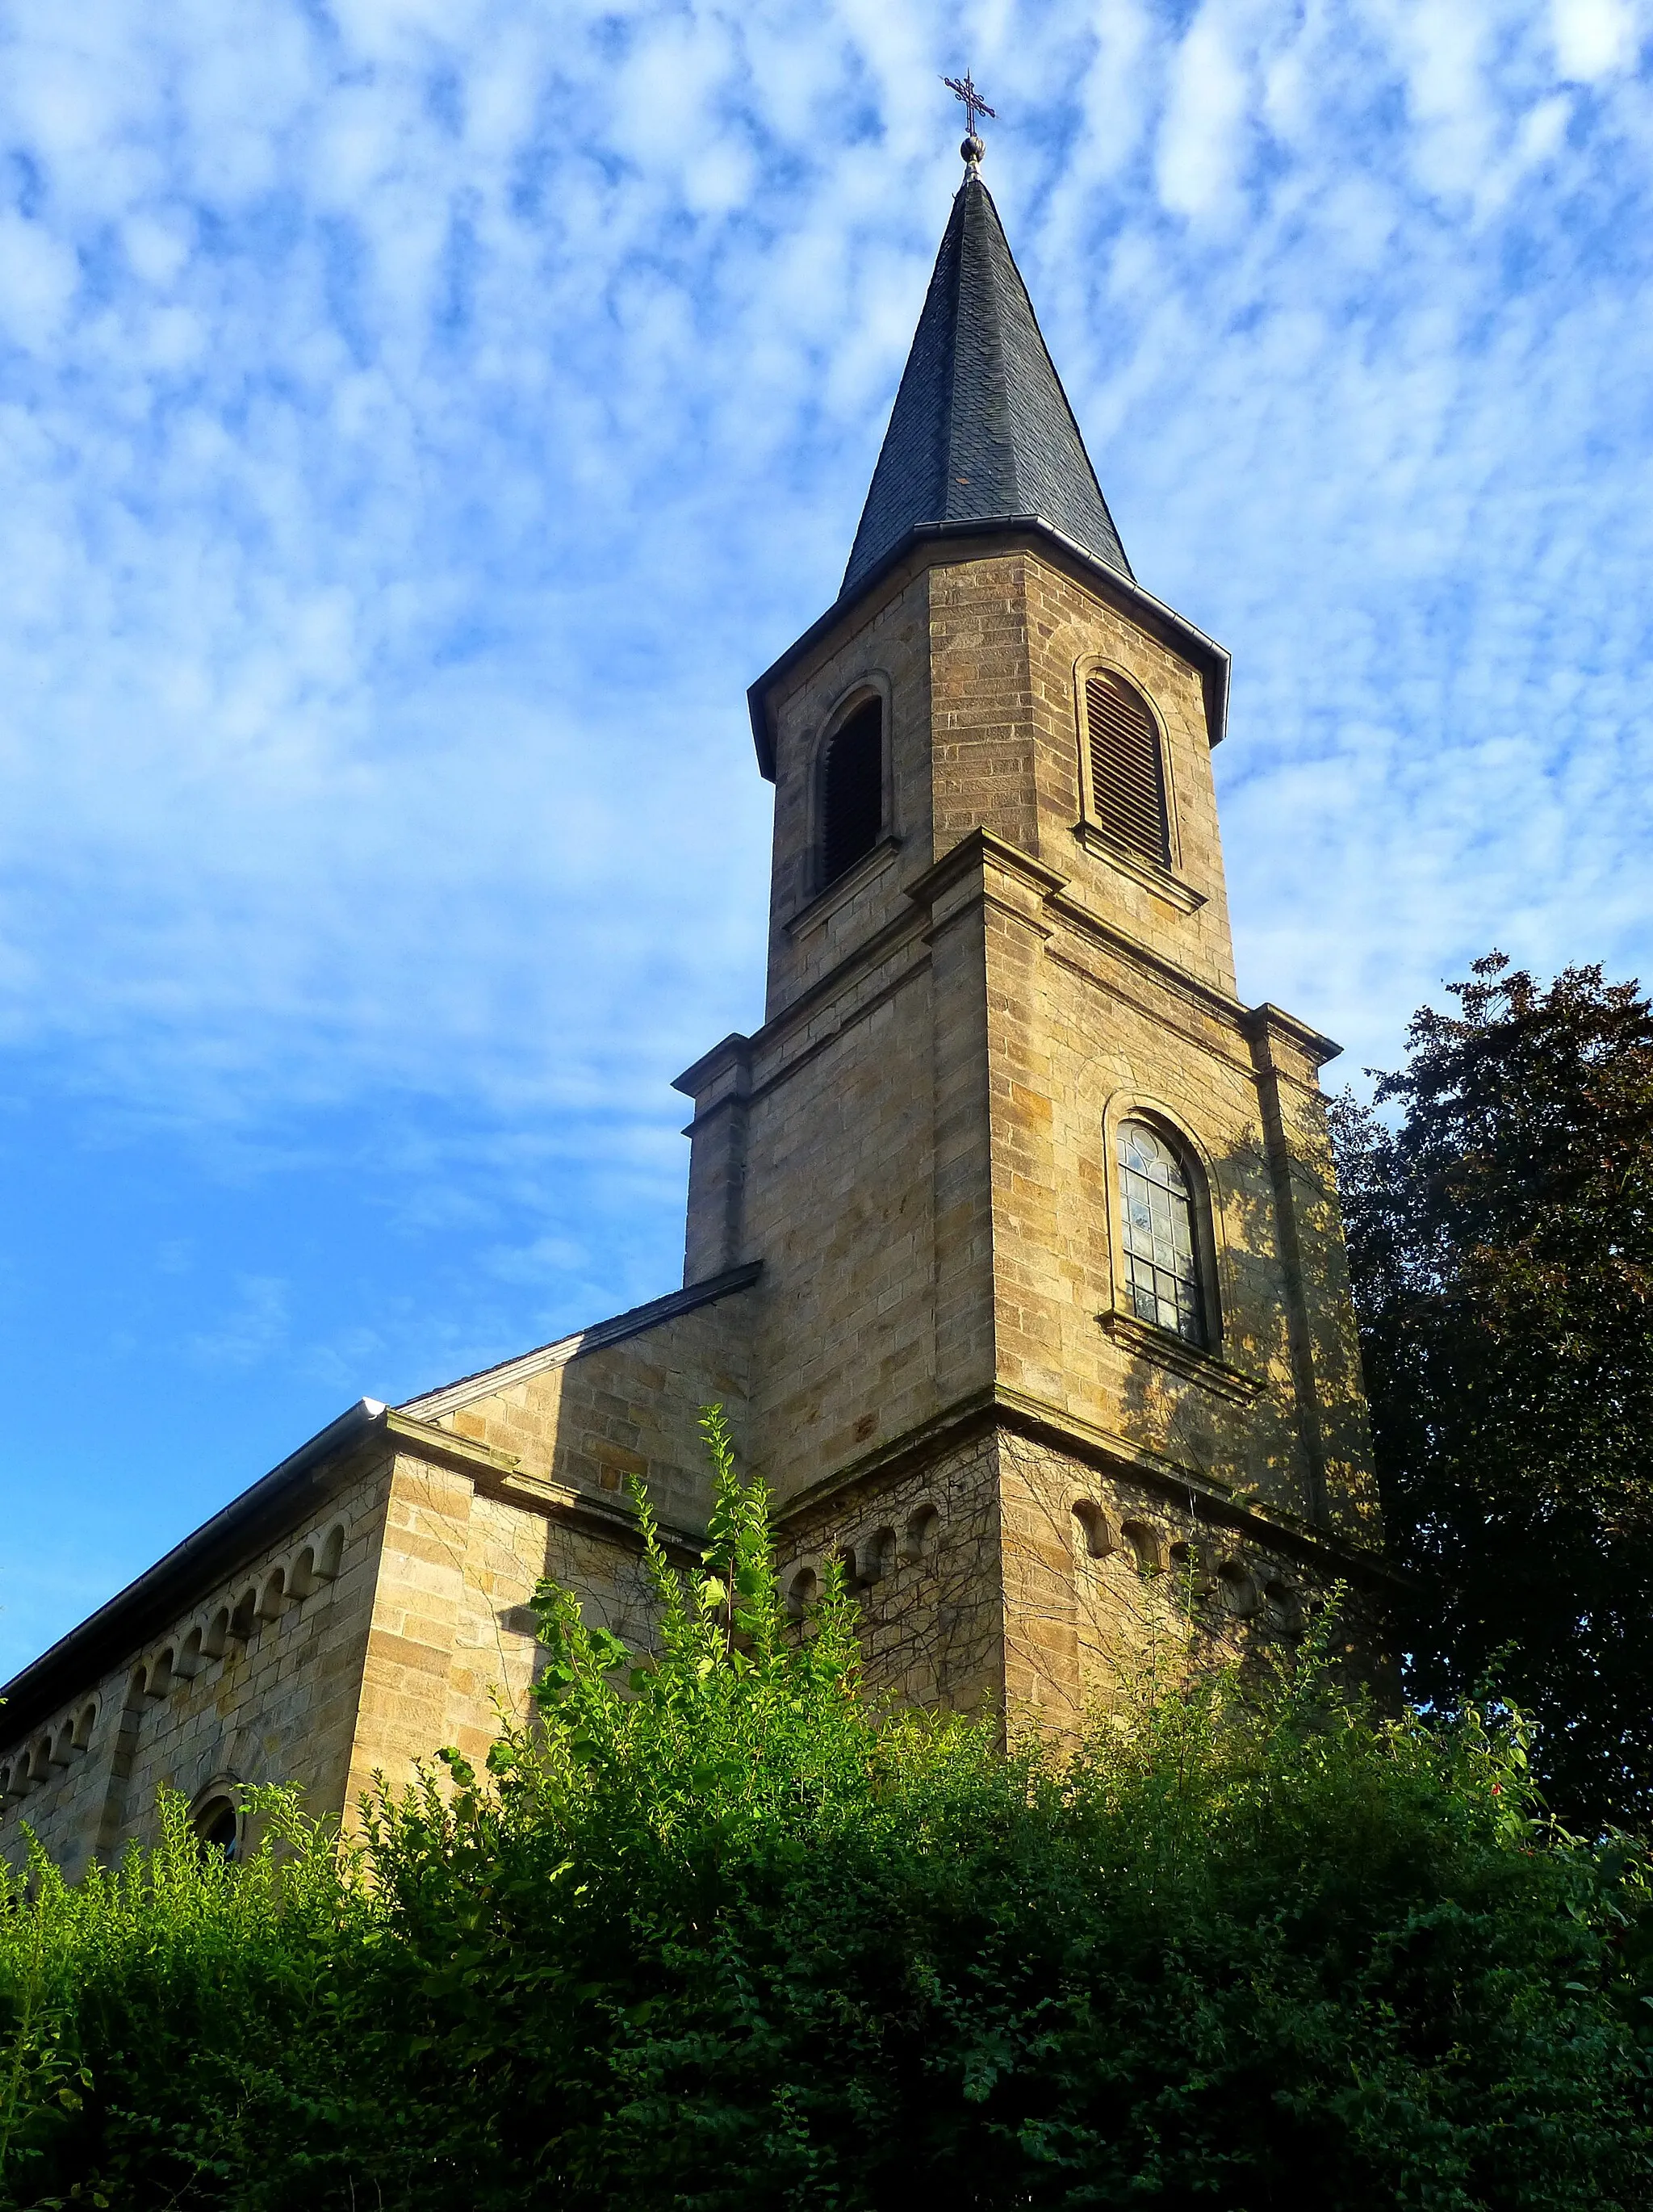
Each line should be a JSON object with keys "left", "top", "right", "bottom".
{"left": 943, "top": 70, "right": 995, "bottom": 144}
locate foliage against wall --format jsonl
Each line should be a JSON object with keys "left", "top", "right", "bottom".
{"left": 2, "top": 1410, "right": 1651, "bottom": 2210}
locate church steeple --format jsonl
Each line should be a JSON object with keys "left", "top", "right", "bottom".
{"left": 841, "top": 149, "right": 1132, "bottom": 601}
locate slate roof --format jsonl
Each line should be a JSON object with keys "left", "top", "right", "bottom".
{"left": 841, "top": 164, "right": 1131, "bottom": 600}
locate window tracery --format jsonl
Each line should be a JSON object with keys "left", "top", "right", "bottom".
{"left": 1117, "top": 1118, "right": 1206, "bottom": 1346}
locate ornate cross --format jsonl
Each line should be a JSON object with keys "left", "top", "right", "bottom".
{"left": 943, "top": 70, "right": 995, "bottom": 140}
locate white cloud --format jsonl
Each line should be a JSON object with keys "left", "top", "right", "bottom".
{"left": 1552, "top": 0, "right": 1642, "bottom": 79}
{"left": 1157, "top": 3, "right": 1253, "bottom": 218}
{"left": 9, "top": 0, "right": 1653, "bottom": 1678}
{"left": 0, "top": 212, "right": 78, "bottom": 349}
{"left": 0, "top": 0, "right": 1647, "bottom": 1180}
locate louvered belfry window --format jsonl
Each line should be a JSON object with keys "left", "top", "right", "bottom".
{"left": 1085, "top": 671, "right": 1170, "bottom": 867}
{"left": 821, "top": 698, "right": 884, "bottom": 888}
{"left": 1117, "top": 1119, "right": 1205, "bottom": 1345}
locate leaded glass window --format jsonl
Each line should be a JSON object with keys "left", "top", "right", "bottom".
{"left": 1117, "top": 1120, "right": 1205, "bottom": 1345}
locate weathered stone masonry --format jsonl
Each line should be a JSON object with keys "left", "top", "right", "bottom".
{"left": 2, "top": 153, "right": 1391, "bottom": 1874}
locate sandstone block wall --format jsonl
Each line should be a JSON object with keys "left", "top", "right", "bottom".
{"left": 762, "top": 562, "right": 935, "bottom": 1022}
{"left": 345, "top": 1437, "right": 673, "bottom": 1808}
{"left": 349, "top": 1291, "right": 765, "bottom": 1802}
{"left": 774, "top": 1429, "right": 1006, "bottom": 1715}
{"left": 404, "top": 1291, "right": 753, "bottom": 1531}
{"left": 688, "top": 536, "right": 1376, "bottom": 1535}
{"left": 1014, "top": 551, "right": 1237, "bottom": 995}
{"left": 996, "top": 1426, "right": 1383, "bottom": 1724}
{"left": 3, "top": 530, "right": 1388, "bottom": 1882}
{"left": 770, "top": 1416, "right": 1384, "bottom": 1744}
{"left": 1, "top": 1282, "right": 761, "bottom": 1877}
{"left": 756, "top": 542, "right": 1237, "bottom": 1029}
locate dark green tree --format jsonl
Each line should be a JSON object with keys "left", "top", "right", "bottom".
{"left": 1331, "top": 954, "right": 1653, "bottom": 1830}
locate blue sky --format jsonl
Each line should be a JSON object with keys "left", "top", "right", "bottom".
{"left": 2, "top": 0, "right": 1652, "bottom": 1678}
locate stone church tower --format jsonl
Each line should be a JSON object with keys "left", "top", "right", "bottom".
{"left": 1, "top": 148, "right": 1384, "bottom": 1877}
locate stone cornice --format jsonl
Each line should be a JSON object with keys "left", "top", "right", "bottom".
{"left": 676, "top": 830, "right": 1343, "bottom": 1133}
{"left": 384, "top": 1410, "right": 521, "bottom": 1477}
{"left": 387, "top": 1411, "right": 705, "bottom": 1552}
{"left": 1242, "top": 1000, "right": 1342, "bottom": 1074}
{"left": 1096, "top": 1309, "right": 1265, "bottom": 1403}
{"left": 904, "top": 824, "right": 1070, "bottom": 912}
{"left": 676, "top": 902, "right": 932, "bottom": 1116}
{"left": 746, "top": 521, "right": 1232, "bottom": 777}
{"left": 671, "top": 1031, "right": 752, "bottom": 1103}
{"left": 781, "top": 836, "right": 902, "bottom": 939}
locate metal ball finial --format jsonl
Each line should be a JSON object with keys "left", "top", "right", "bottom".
{"left": 961, "top": 132, "right": 985, "bottom": 166}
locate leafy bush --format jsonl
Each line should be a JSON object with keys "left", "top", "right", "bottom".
{"left": 4, "top": 1410, "right": 1651, "bottom": 2209}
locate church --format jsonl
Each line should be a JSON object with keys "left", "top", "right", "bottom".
{"left": 1, "top": 135, "right": 1387, "bottom": 1878}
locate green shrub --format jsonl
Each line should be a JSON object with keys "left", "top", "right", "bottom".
{"left": 4, "top": 1410, "right": 1651, "bottom": 2209}
{"left": 0, "top": 1787, "right": 374, "bottom": 2206}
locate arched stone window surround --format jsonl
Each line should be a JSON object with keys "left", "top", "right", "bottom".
{"left": 1260, "top": 1574, "right": 1304, "bottom": 1635}
{"left": 900, "top": 1501, "right": 940, "bottom": 1567}
{"left": 1097, "top": 1092, "right": 1227, "bottom": 1355}
{"left": 1214, "top": 1556, "right": 1261, "bottom": 1619}
{"left": 1167, "top": 1536, "right": 1216, "bottom": 1611}
{"left": 859, "top": 1526, "right": 898, "bottom": 1584}
{"left": 191, "top": 1776, "right": 245, "bottom": 1862}
{"left": 1070, "top": 655, "right": 1182, "bottom": 875}
{"left": 1070, "top": 1498, "right": 1115, "bottom": 1561}
{"left": 316, "top": 1521, "right": 347, "bottom": 1581}
{"left": 1119, "top": 1518, "right": 1164, "bottom": 1575}
{"left": 808, "top": 673, "right": 895, "bottom": 898}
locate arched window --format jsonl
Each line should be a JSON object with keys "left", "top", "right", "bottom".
{"left": 195, "top": 1796, "right": 241, "bottom": 1861}
{"left": 1085, "top": 671, "right": 1170, "bottom": 867}
{"left": 1071, "top": 1499, "right": 1114, "bottom": 1560}
{"left": 820, "top": 698, "right": 883, "bottom": 887}
{"left": 1117, "top": 1119, "right": 1206, "bottom": 1345}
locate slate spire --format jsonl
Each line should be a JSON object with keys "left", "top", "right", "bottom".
{"left": 841, "top": 154, "right": 1131, "bottom": 600}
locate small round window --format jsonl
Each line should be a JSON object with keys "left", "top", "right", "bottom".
{"left": 1117, "top": 1120, "right": 1206, "bottom": 1346}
